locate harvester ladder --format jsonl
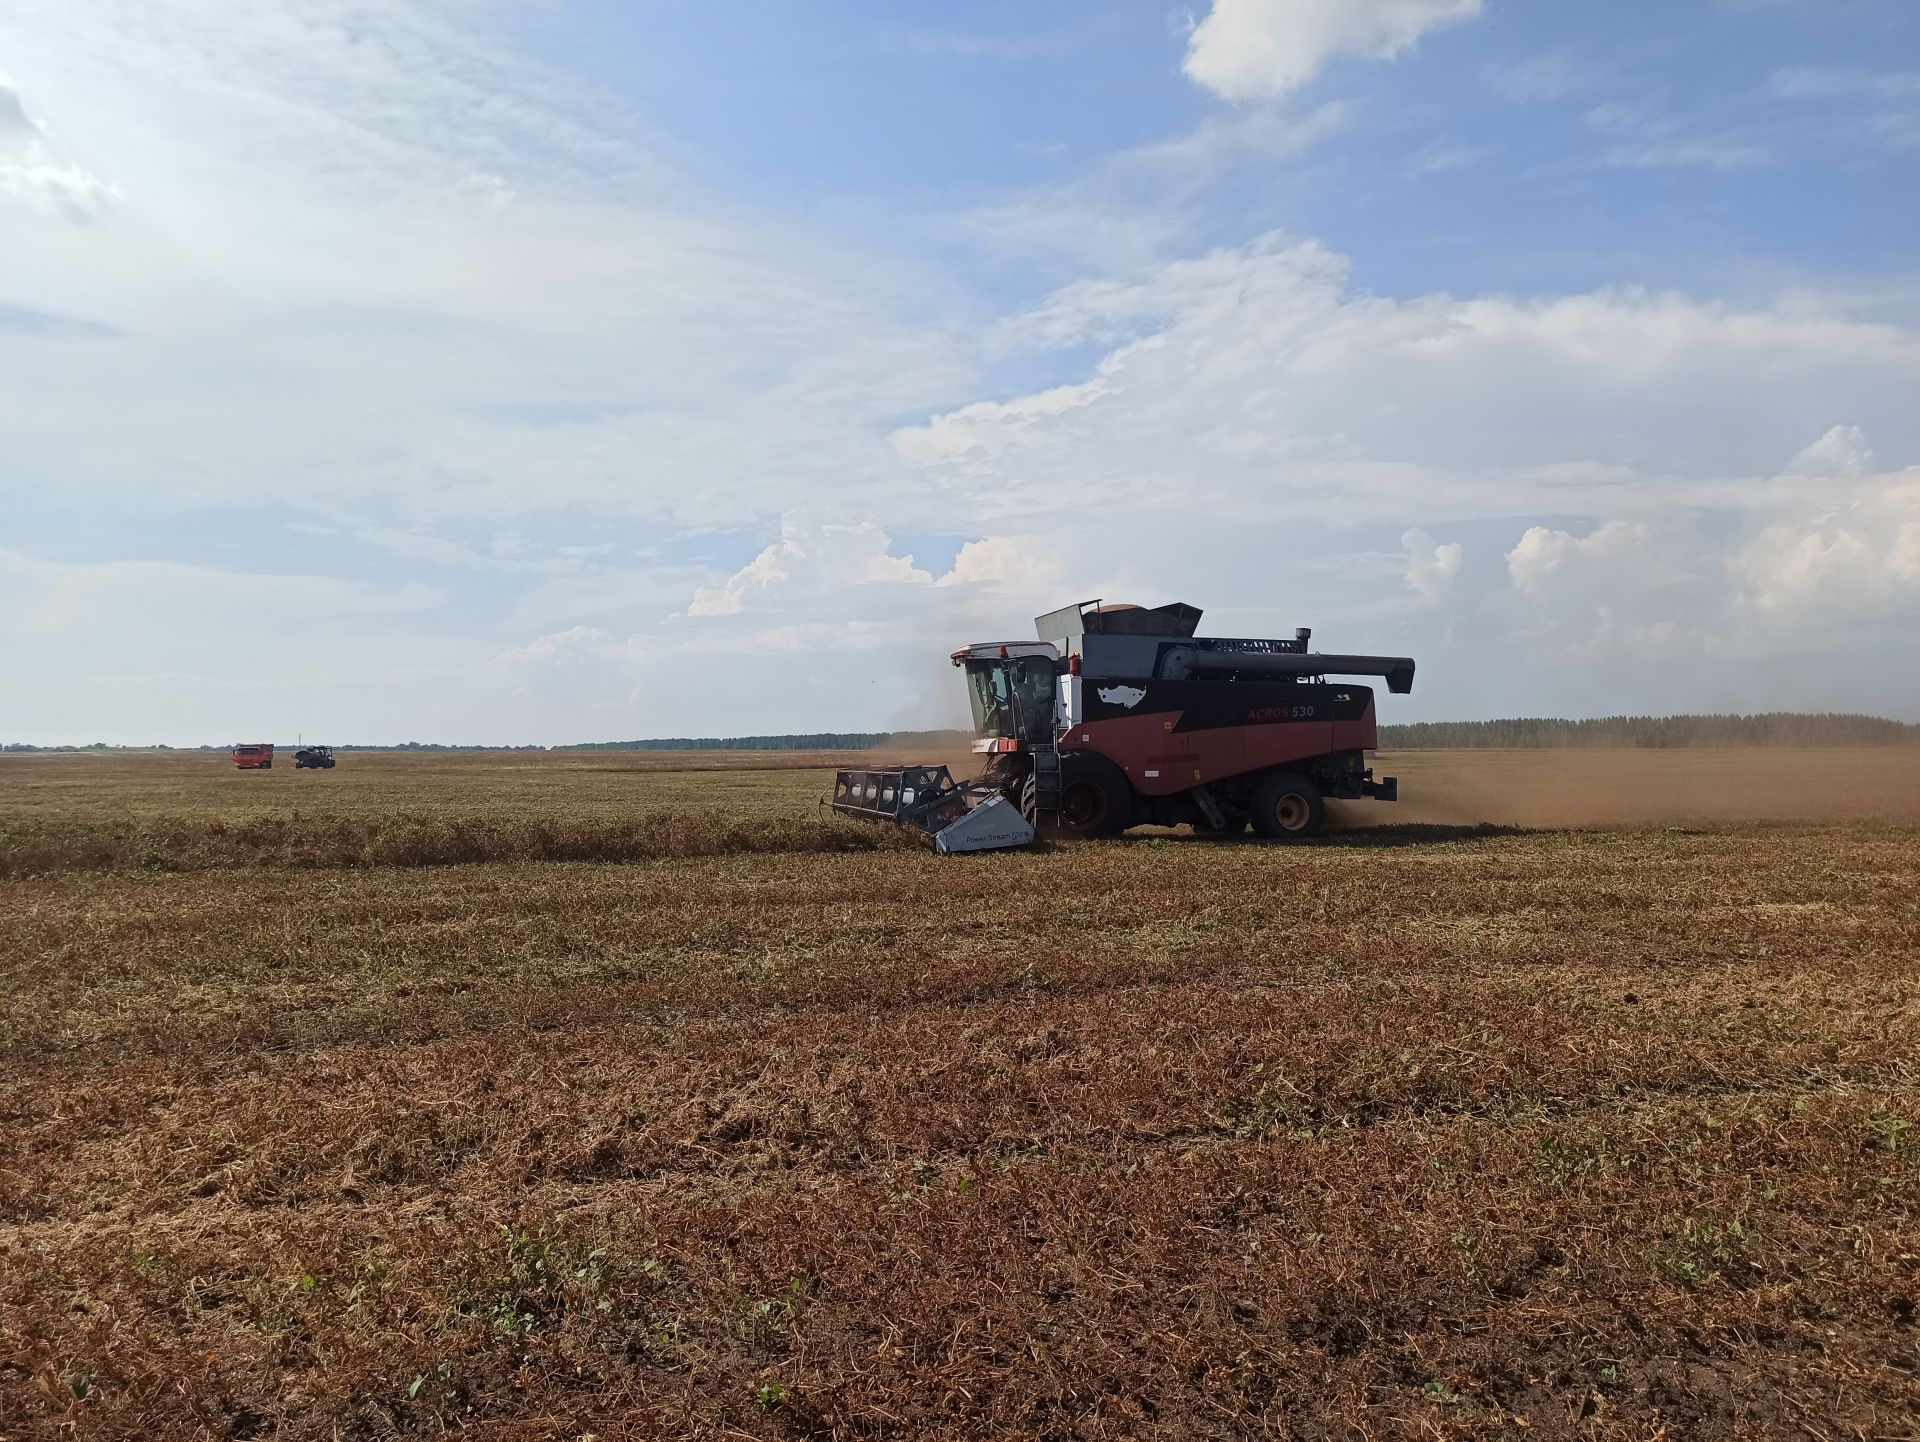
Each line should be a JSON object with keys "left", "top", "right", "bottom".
{"left": 1030, "top": 743, "right": 1062, "bottom": 828}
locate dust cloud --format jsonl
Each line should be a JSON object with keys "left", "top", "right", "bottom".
{"left": 1343, "top": 748, "right": 1920, "bottom": 829}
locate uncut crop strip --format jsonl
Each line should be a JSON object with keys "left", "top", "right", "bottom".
{"left": 0, "top": 810, "right": 919, "bottom": 881}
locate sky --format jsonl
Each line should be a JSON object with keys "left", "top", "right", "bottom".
{"left": 2, "top": 0, "right": 1917, "bottom": 745}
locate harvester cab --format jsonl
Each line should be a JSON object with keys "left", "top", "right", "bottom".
{"left": 833, "top": 599, "right": 1416, "bottom": 852}
{"left": 956, "top": 642, "right": 1061, "bottom": 746}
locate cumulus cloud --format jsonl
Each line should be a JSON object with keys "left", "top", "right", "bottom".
{"left": 894, "top": 234, "right": 1920, "bottom": 530}
{"left": 936, "top": 537, "right": 1061, "bottom": 589}
{"left": 1401, "top": 529, "right": 1462, "bottom": 604}
{"left": 0, "top": 74, "right": 117, "bottom": 221}
{"left": 1469, "top": 463, "right": 1918, "bottom": 718}
{"left": 686, "top": 522, "right": 932, "bottom": 617}
{"left": 1735, "top": 475, "right": 1920, "bottom": 614}
{"left": 1507, "top": 521, "right": 1653, "bottom": 596}
{"left": 684, "top": 523, "right": 1068, "bottom": 619}
{"left": 1184, "top": 0, "right": 1482, "bottom": 102}
{"left": 1782, "top": 423, "right": 1876, "bottom": 480}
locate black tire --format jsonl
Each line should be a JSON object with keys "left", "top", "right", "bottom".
{"left": 1054, "top": 752, "right": 1132, "bottom": 838}
{"left": 1249, "top": 771, "right": 1324, "bottom": 840}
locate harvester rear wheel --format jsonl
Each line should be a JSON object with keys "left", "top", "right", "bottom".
{"left": 1250, "top": 771, "right": 1323, "bottom": 840}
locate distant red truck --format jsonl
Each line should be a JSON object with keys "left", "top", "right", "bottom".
{"left": 231, "top": 743, "right": 274, "bottom": 770}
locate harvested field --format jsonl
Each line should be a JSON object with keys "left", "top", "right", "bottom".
{"left": 2, "top": 749, "right": 1916, "bottom": 1439}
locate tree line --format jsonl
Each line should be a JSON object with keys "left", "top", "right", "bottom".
{"left": 568, "top": 730, "right": 972, "bottom": 752}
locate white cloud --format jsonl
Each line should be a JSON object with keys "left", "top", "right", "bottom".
{"left": 1401, "top": 528, "right": 1462, "bottom": 604}
{"left": 496, "top": 626, "right": 622, "bottom": 664}
{"left": 891, "top": 378, "right": 1112, "bottom": 465}
{"left": 936, "top": 537, "right": 1061, "bottom": 589}
{"left": 1734, "top": 475, "right": 1920, "bottom": 613}
{"left": 1506, "top": 521, "right": 1654, "bottom": 596}
{"left": 0, "top": 2, "right": 968, "bottom": 534}
{"left": 0, "top": 74, "right": 117, "bottom": 220}
{"left": 1782, "top": 423, "right": 1875, "bottom": 479}
{"left": 1478, "top": 473, "right": 1920, "bottom": 710}
{"left": 686, "top": 522, "right": 933, "bottom": 618}
{"left": 1183, "top": 0, "right": 1482, "bottom": 102}
{"left": 896, "top": 234, "right": 1920, "bottom": 532}
{"left": 959, "top": 102, "right": 1351, "bottom": 277}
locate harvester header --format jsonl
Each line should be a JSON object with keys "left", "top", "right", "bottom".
{"left": 834, "top": 599, "right": 1416, "bottom": 852}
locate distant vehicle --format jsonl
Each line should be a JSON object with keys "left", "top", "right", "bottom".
{"left": 232, "top": 743, "right": 274, "bottom": 770}
{"left": 293, "top": 746, "right": 336, "bottom": 770}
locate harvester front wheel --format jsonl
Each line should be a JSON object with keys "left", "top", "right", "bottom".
{"left": 1250, "top": 771, "right": 1324, "bottom": 840}
{"left": 1027, "top": 753, "right": 1131, "bottom": 839}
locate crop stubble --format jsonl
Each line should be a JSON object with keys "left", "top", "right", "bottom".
{"left": 0, "top": 750, "right": 1916, "bottom": 1439}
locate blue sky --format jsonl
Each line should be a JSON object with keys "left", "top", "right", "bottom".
{"left": 1, "top": 0, "right": 1917, "bottom": 743}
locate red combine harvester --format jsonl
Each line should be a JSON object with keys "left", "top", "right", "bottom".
{"left": 832, "top": 600, "right": 1414, "bottom": 852}
{"left": 231, "top": 743, "right": 274, "bottom": 770}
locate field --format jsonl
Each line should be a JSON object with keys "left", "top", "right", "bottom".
{"left": 3, "top": 749, "right": 1917, "bottom": 1439}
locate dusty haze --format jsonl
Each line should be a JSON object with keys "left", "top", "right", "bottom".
{"left": 1354, "top": 748, "right": 1920, "bottom": 829}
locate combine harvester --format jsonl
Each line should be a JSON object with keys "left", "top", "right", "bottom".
{"left": 832, "top": 599, "right": 1415, "bottom": 853}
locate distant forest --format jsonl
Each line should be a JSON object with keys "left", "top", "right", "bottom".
{"left": 5, "top": 714, "right": 1914, "bottom": 753}
{"left": 569, "top": 730, "right": 969, "bottom": 752}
